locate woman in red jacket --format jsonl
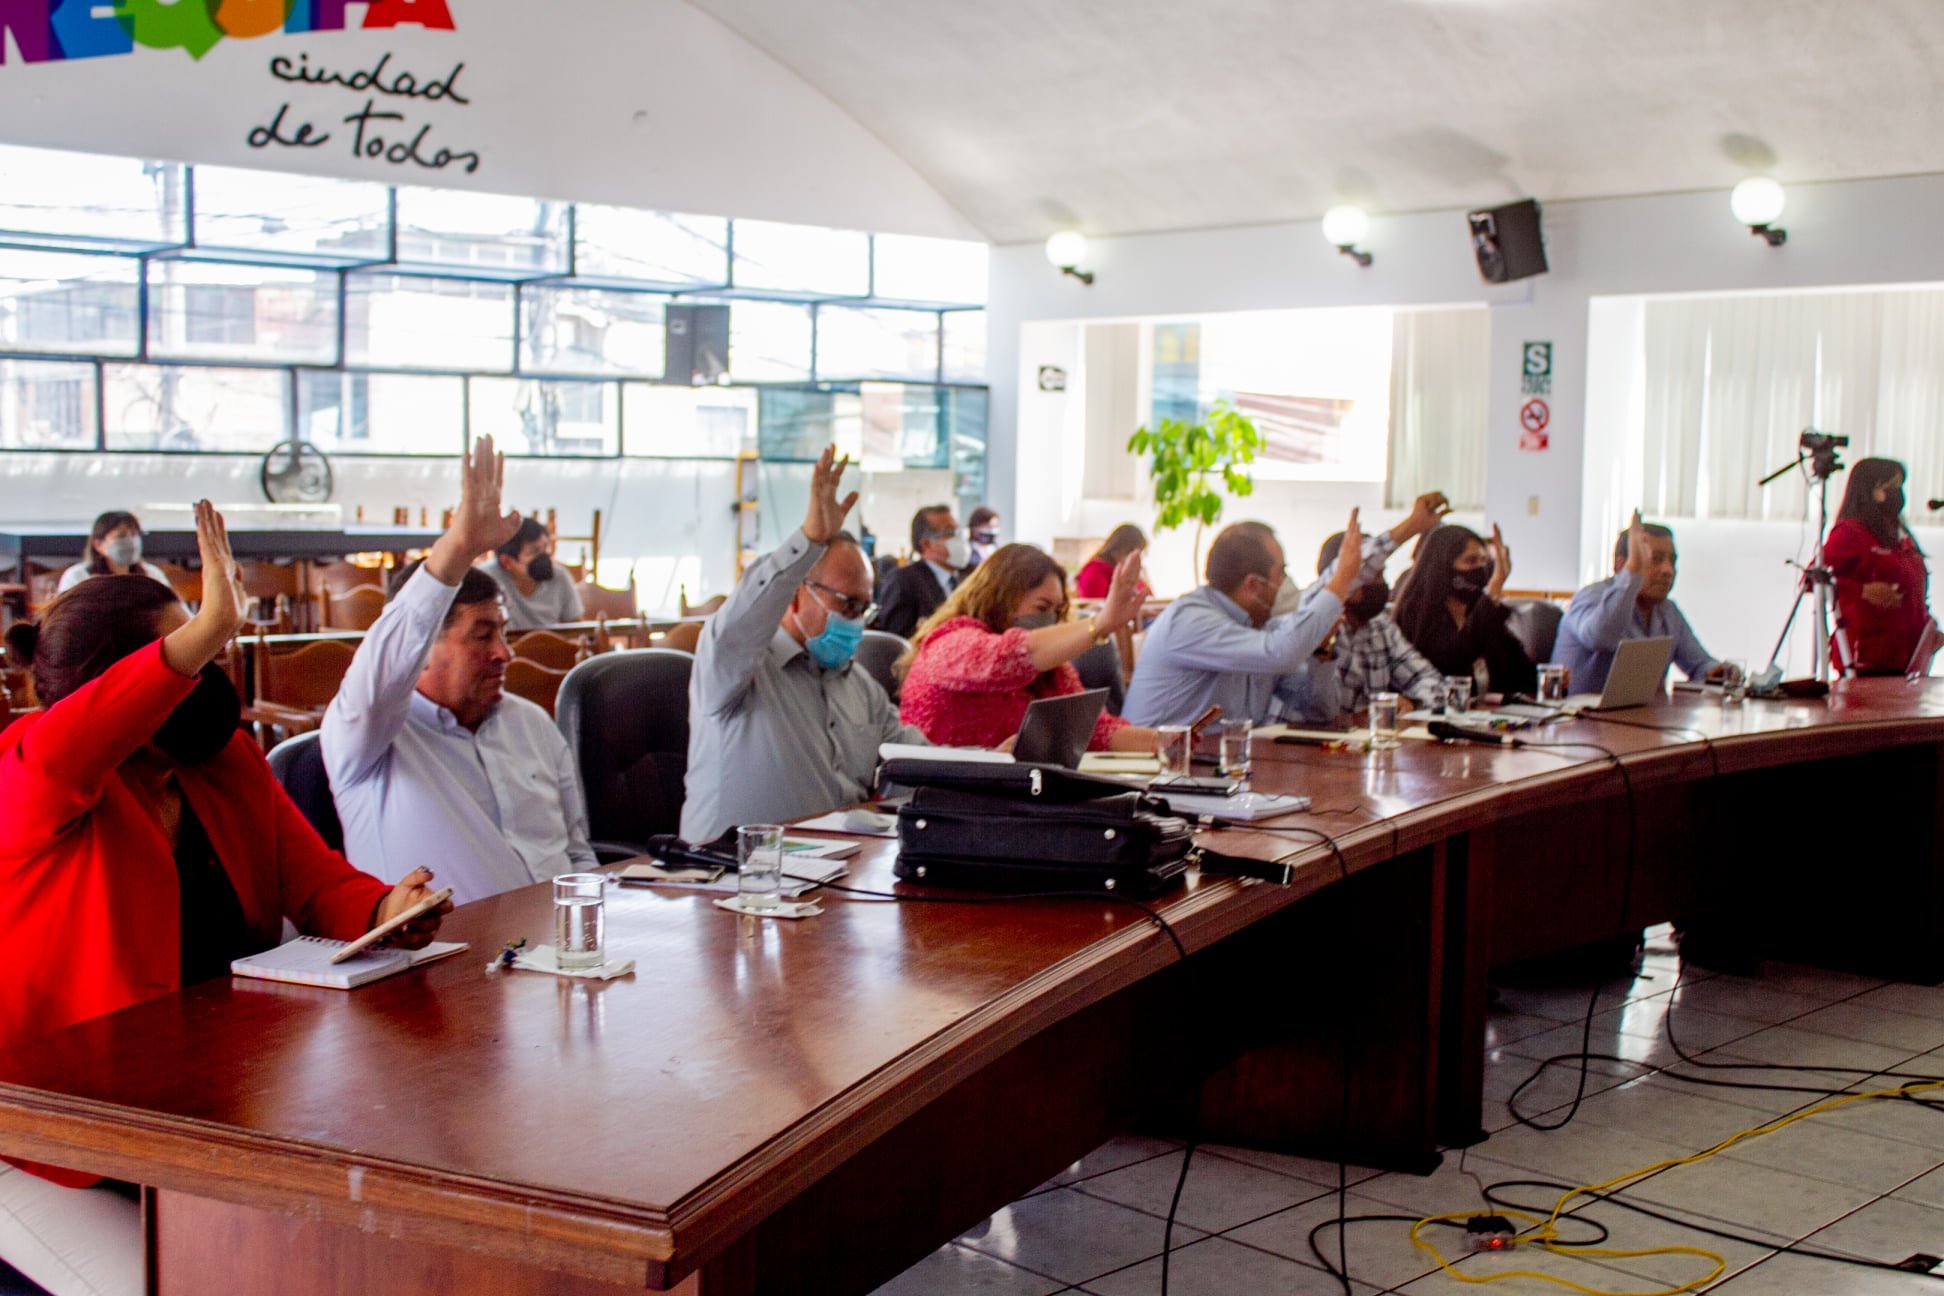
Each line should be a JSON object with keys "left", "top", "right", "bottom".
{"left": 1073, "top": 523, "right": 1152, "bottom": 600}
{"left": 0, "top": 502, "right": 448, "bottom": 1296}
{"left": 897, "top": 543, "right": 1157, "bottom": 752}
{"left": 1827, "top": 457, "right": 1932, "bottom": 675}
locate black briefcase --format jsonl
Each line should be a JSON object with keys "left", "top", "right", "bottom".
{"left": 892, "top": 783, "right": 1194, "bottom": 898}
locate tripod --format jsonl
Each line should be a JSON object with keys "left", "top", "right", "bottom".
{"left": 1758, "top": 435, "right": 1844, "bottom": 688}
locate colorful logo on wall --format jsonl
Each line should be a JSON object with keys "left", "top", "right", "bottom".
{"left": 0, "top": 0, "right": 454, "bottom": 65}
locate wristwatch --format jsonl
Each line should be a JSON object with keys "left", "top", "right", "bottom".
{"left": 1089, "top": 614, "right": 1111, "bottom": 644}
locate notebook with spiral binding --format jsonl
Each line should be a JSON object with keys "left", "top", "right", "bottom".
{"left": 230, "top": 935, "right": 469, "bottom": 990}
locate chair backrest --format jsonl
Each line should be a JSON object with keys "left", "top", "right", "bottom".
{"left": 504, "top": 658, "right": 568, "bottom": 715}
{"left": 577, "top": 580, "right": 638, "bottom": 620}
{"left": 313, "top": 560, "right": 387, "bottom": 597}
{"left": 259, "top": 640, "right": 357, "bottom": 710}
{"left": 679, "top": 587, "right": 726, "bottom": 618}
{"left": 321, "top": 585, "right": 387, "bottom": 631}
{"left": 556, "top": 649, "right": 693, "bottom": 853}
{"left": 241, "top": 559, "right": 301, "bottom": 601}
{"left": 511, "top": 629, "right": 582, "bottom": 671}
{"left": 659, "top": 620, "right": 704, "bottom": 654}
{"left": 1073, "top": 639, "right": 1127, "bottom": 716}
{"left": 853, "top": 629, "right": 907, "bottom": 703}
{"left": 265, "top": 730, "right": 343, "bottom": 853}
{"left": 1503, "top": 599, "right": 1566, "bottom": 667}
{"left": 152, "top": 561, "right": 202, "bottom": 604}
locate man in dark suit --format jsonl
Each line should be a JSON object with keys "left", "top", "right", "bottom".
{"left": 870, "top": 504, "right": 965, "bottom": 638}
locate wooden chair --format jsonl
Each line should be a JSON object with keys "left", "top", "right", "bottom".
{"left": 248, "top": 639, "right": 356, "bottom": 741}
{"left": 25, "top": 562, "right": 62, "bottom": 612}
{"left": 314, "top": 559, "right": 388, "bottom": 596}
{"left": 679, "top": 587, "right": 726, "bottom": 618}
{"left": 544, "top": 507, "right": 601, "bottom": 574}
{"left": 510, "top": 630, "right": 582, "bottom": 671}
{"left": 153, "top": 562, "right": 202, "bottom": 605}
{"left": 659, "top": 621, "right": 704, "bottom": 654}
{"left": 578, "top": 580, "right": 638, "bottom": 620}
{"left": 320, "top": 585, "right": 387, "bottom": 631}
{"left": 504, "top": 658, "right": 567, "bottom": 715}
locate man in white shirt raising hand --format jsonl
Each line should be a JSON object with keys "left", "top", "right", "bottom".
{"left": 323, "top": 436, "right": 596, "bottom": 903}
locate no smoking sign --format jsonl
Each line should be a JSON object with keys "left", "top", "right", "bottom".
{"left": 1519, "top": 397, "right": 1550, "bottom": 451}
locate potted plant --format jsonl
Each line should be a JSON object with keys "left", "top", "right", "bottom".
{"left": 1127, "top": 399, "right": 1264, "bottom": 574}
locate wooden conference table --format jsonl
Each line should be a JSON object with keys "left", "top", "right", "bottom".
{"left": 2, "top": 681, "right": 1942, "bottom": 1294}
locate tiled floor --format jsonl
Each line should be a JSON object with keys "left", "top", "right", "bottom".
{"left": 874, "top": 929, "right": 1944, "bottom": 1294}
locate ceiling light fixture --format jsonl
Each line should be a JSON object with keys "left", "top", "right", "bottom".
{"left": 1044, "top": 231, "right": 1094, "bottom": 284}
{"left": 1730, "top": 178, "right": 1787, "bottom": 247}
{"left": 1321, "top": 205, "right": 1373, "bottom": 267}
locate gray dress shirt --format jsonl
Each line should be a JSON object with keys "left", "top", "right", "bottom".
{"left": 486, "top": 561, "right": 583, "bottom": 631}
{"left": 1552, "top": 568, "right": 1716, "bottom": 692}
{"left": 680, "top": 529, "right": 926, "bottom": 844}
{"left": 1121, "top": 585, "right": 1345, "bottom": 726}
{"left": 322, "top": 566, "right": 596, "bottom": 904}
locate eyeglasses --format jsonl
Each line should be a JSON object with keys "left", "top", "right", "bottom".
{"left": 805, "top": 580, "right": 876, "bottom": 621}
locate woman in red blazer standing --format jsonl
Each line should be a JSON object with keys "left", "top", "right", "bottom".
{"left": 1827, "top": 457, "right": 1932, "bottom": 675}
{"left": 0, "top": 502, "right": 448, "bottom": 1296}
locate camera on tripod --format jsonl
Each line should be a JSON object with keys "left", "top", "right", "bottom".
{"left": 1799, "top": 429, "right": 1847, "bottom": 479}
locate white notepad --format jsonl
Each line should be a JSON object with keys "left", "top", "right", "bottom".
{"left": 231, "top": 935, "right": 469, "bottom": 990}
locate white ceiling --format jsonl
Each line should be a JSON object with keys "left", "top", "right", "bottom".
{"left": 689, "top": 0, "right": 1944, "bottom": 244}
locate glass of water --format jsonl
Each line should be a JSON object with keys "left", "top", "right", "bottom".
{"left": 737, "top": 823, "right": 785, "bottom": 911}
{"left": 1369, "top": 691, "right": 1402, "bottom": 750}
{"left": 553, "top": 873, "right": 606, "bottom": 970}
{"left": 1217, "top": 718, "right": 1253, "bottom": 781}
{"left": 1718, "top": 658, "right": 1748, "bottom": 706}
{"left": 1443, "top": 675, "right": 1473, "bottom": 717}
{"left": 1154, "top": 725, "right": 1192, "bottom": 781}
{"left": 1537, "top": 663, "right": 1568, "bottom": 703}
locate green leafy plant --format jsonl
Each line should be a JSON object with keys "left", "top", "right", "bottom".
{"left": 1127, "top": 400, "right": 1264, "bottom": 571}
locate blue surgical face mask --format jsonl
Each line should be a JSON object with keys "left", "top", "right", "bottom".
{"left": 805, "top": 610, "right": 865, "bottom": 668}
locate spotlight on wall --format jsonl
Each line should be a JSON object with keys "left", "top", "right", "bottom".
{"left": 1730, "top": 178, "right": 1787, "bottom": 247}
{"left": 1044, "top": 231, "right": 1094, "bottom": 284}
{"left": 1321, "top": 205, "right": 1373, "bottom": 266}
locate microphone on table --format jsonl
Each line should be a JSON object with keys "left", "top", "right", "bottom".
{"left": 1428, "top": 720, "right": 1519, "bottom": 747}
{"left": 644, "top": 834, "right": 740, "bottom": 872}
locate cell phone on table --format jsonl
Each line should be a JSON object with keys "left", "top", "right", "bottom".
{"left": 1187, "top": 704, "right": 1223, "bottom": 737}
{"left": 329, "top": 886, "right": 453, "bottom": 964}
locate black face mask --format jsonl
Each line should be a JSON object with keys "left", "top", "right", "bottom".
{"left": 154, "top": 664, "right": 243, "bottom": 766}
{"left": 1451, "top": 561, "right": 1494, "bottom": 605}
{"left": 1883, "top": 488, "right": 1907, "bottom": 517}
{"left": 1346, "top": 579, "right": 1390, "bottom": 622}
{"left": 526, "top": 554, "right": 556, "bottom": 584}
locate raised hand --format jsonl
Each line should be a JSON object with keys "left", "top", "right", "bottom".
{"left": 161, "top": 500, "right": 250, "bottom": 677}
{"left": 429, "top": 436, "right": 522, "bottom": 584}
{"left": 1625, "top": 510, "right": 1650, "bottom": 575}
{"left": 1327, "top": 508, "right": 1364, "bottom": 596}
{"left": 1401, "top": 490, "right": 1452, "bottom": 540}
{"left": 1486, "top": 523, "right": 1511, "bottom": 597}
{"left": 803, "top": 443, "right": 860, "bottom": 545}
{"left": 1100, "top": 550, "right": 1146, "bottom": 630}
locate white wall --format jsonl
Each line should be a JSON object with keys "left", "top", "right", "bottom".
{"left": 985, "top": 173, "right": 1944, "bottom": 665}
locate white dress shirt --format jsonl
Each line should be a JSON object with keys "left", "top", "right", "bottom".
{"left": 322, "top": 567, "right": 596, "bottom": 904}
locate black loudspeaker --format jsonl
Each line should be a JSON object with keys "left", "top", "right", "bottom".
{"left": 664, "top": 304, "right": 731, "bottom": 384}
{"left": 1467, "top": 198, "right": 1548, "bottom": 284}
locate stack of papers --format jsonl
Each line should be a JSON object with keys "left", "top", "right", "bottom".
{"left": 879, "top": 743, "right": 1013, "bottom": 764}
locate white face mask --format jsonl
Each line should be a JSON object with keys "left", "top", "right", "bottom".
{"left": 941, "top": 534, "right": 970, "bottom": 569}
{"left": 103, "top": 536, "right": 142, "bottom": 568}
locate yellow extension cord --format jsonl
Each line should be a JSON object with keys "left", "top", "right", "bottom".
{"left": 1407, "top": 1078, "right": 1944, "bottom": 1296}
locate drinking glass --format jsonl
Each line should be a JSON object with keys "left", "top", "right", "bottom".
{"left": 1369, "top": 692, "right": 1402, "bottom": 750}
{"left": 1442, "top": 676, "right": 1473, "bottom": 717}
{"left": 1217, "top": 718, "right": 1253, "bottom": 781}
{"left": 553, "top": 873, "right": 606, "bottom": 970}
{"left": 1719, "top": 658, "right": 1748, "bottom": 707}
{"left": 1537, "top": 664, "right": 1568, "bottom": 703}
{"left": 1154, "top": 725, "right": 1192, "bottom": 781}
{"left": 737, "top": 823, "right": 785, "bottom": 911}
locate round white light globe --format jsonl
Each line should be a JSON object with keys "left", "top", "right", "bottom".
{"left": 1044, "top": 231, "right": 1089, "bottom": 269}
{"left": 1730, "top": 178, "right": 1786, "bottom": 226}
{"left": 1321, "top": 205, "right": 1370, "bottom": 248}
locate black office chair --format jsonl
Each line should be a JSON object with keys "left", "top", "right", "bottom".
{"left": 1504, "top": 599, "right": 1565, "bottom": 667}
{"left": 1073, "top": 639, "right": 1127, "bottom": 716}
{"left": 265, "top": 730, "right": 344, "bottom": 854}
{"left": 556, "top": 648, "right": 692, "bottom": 860}
{"left": 853, "top": 629, "right": 907, "bottom": 703}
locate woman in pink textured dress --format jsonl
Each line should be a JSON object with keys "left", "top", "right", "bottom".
{"left": 897, "top": 544, "right": 1157, "bottom": 752}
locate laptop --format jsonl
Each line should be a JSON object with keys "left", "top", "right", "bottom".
{"left": 1013, "top": 689, "right": 1109, "bottom": 768}
{"left": 1499, "top": 636, "right": 1675, "bottom": 718}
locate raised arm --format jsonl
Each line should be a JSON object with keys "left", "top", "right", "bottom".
{"left": 324, "top": 438, "right": 521, "bottom": 785}
{"left": 1560, "top": 512, "right": 1649, "bottom": 654}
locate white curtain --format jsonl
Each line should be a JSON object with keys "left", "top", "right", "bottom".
{"left": 1386, "top": 306, "right": 1489, "bottom": 510}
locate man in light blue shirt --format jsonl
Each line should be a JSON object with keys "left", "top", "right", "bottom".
{"left": 1553, "top": 512, "right": 1720, "bottom": 693}
{"left": 324, "top": 438, "right": 596, "bottom": 904}
{"left": 1123, "top": 512, "right": 1364, "bottom": 727}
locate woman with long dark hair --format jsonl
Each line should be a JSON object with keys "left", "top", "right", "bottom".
{"left": 55, "top": 509, "right": 174, "bottom": 594}
{"left": 1827, "top": 457, "right": 1931, "bottom": 674}
{"left": 1391, "top": 522, "right": 1537, "bottom": 698}
{"left": 1074, "top": 524, "right": 1152, "bottom": 600}
{"left": 0, "top": 503, "right": 448, "bottom": 1296}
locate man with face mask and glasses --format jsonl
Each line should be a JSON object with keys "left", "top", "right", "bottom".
{"left": 486, "top": 517, "right": 584, "bottom": 631}
{"left": 1290, "top": 529, "right": 1447, "bottom": 722}
{"left": 871, "top": 504, "right": 968, "bottom": 638}
{"left": 1121, "top": 512, "right": 1364, "bottom": 727}
{"left": 681, "top": 446, "right": 928, "bottom": 845}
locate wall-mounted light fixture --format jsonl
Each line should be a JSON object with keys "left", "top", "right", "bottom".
{"left": 1321, "top": 205, "right": 1373, "bottom": 266}
{"left": 1730, "top": 178, "right": 1787, "bottom": 247}
{"left": 1044, "top": 231, "right": 1094, "bottom": 284}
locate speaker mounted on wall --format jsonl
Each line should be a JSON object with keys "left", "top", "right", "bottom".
{"left": 1467, "top": 198, "right": 1548, "bottom": 284}
{"left": 664, "top": 303, "right": 731, "bottom": 385}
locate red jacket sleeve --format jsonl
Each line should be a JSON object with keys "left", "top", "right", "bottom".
{"left": 1824, "top": 518, "right": 1873, "bottom": 581}
{"left": 915, "top": 619, "right": 1043, "bottom": 694}
{"left": 0, "top": 641, "right": 196, "bottom": 855}
{"left": 262, "top": 754, "right": 390, "bottom": 940}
